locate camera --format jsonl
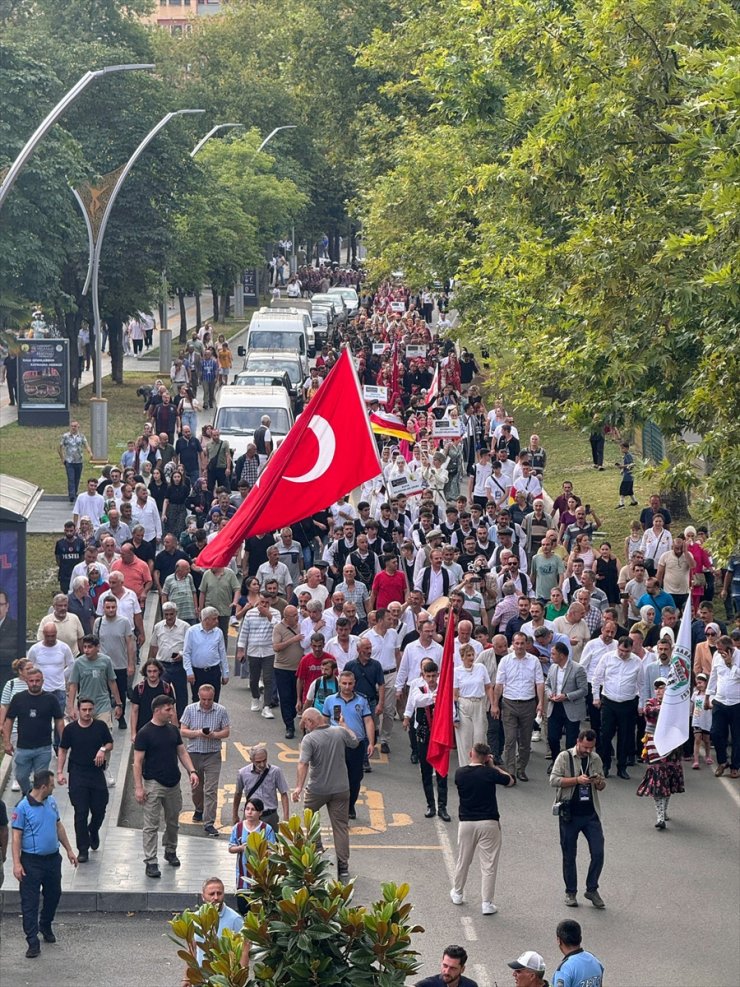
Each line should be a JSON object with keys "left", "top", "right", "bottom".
{"left": 201, "top": 727, "right": 211, "bottom": 735}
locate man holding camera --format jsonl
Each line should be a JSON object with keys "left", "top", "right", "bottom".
{"left": 549, "top": 728, "right": 607, "bottom": 909}
{"left": 450, "top": 743, "right": 515, "bottom": 916}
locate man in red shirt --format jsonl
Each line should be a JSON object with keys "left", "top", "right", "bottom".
{"left": 370, "top": 554, "right": 408, "bottom": 611}
{"left": 295, "top": 634, "right": 330, "bottom": 713}
{"left": 110, "top": 542, "right": 153, "bottom": 610}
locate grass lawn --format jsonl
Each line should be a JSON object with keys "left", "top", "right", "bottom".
{"left": 144, "top": 313, "right": 253, "bottom": 361}
{"left": 26, "top": 533, "right": 60, "bottom": 638}
{"left": 0, "top": 371, "right": 160, "bottom": 495}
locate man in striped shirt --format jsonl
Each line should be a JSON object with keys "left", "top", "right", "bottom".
{"left": 179, "top": 685, "right": 230, "bottom": 837}
{"left": 236, "top": 596, "right": 281, "bottom": 719}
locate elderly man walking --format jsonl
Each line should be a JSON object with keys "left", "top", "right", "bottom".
{"left": 179, "top": 685, "right": 230, "bottom": 837}
{"left": 183, "top": 607, "right": 229, "bottom": 703}
{"left": 292, "top": 707, "right": 359, "bottom": 881}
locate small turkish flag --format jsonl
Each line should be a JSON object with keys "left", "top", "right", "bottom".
{"left": 196, "top": 349, "right": 382, "bottom": 569}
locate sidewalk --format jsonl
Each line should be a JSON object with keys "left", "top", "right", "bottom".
{"left": 0, "top": 293, "right": 213, "bottom": 429}
{"left": 0, "top": 595, "right": 226, "bottom": 913}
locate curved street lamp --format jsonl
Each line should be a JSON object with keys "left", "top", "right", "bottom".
{"left": 191, "top": 123, "right": 243, "bottom": 158}
{"left": 0, "top": 64, "right": 155, "bottom": 212}
{"left": 88, "top": 108, "right": 205, "bottom": 460}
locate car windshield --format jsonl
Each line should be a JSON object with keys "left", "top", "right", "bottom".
{"left": 331, "top": 289, "right": 358, "bottom": 302}
{"left": 249, "top": 331, "right": 303, "bottom": 352}
{"left": 246, "top": 358, "right": 301, "bottom": 385}
{"left": 312, "top": 312, "right": 329, "bottom": 326}
{"left": 236, "top": 375, "right": 287, "bottom": 389}
{"left": 215, "top": 407, "right": 292, "bottom": 434}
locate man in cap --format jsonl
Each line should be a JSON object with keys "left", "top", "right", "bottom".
{"left": 508, "top": 951, "right": 548, "bottom": 986}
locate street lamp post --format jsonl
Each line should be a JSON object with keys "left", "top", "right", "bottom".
{"left": 0, "top": 64, "right": 155, "bottom": 213}
{"left": 190, "top": 123, "right": 243, "bottom": 158}
{"left": 89, "top": 109, "right": 205, "bottom": 461}
{"left": 253, "top": 125, "right": 297, "bottom": 157}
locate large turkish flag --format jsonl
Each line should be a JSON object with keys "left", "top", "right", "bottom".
{"left": 196, "top": 348, "right": 382, "bottom": 569}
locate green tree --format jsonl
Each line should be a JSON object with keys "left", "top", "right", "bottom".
{"left": 169, "top": 811, "right": 423, "bottom": 987}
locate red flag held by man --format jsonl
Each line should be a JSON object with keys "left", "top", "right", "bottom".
{"left": 196, "top": 349, "right": 381, "bottom": 569}
{"left": 427, "top": 609, "right": 456, "bottom": 777}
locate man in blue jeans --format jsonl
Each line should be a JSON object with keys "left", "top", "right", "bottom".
{"left": 11, "top": 769, "right": 78, "bottom": 958}
{"left": 2, "top": 668, "right": 64, "bottom": 795}
{"left": 549, "top": 728, "right": 607, "bottom": 910}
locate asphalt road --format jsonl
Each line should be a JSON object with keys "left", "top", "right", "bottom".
{"left": 106, "top": 664, "right": 740, "bottom": 987}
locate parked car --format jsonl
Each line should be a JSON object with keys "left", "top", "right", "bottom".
{"left": 236, "top": 348, "right": 308, "bottom": 412}
{"left": 327, "top": 286, "right": 359, "bottom": 314}
{"left": 311, "top": 293, "right": 347, "bottom": 327}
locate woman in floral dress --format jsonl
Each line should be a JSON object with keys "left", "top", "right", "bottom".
{"left": 636, "top": 680, "right": 685, "bottom": 830}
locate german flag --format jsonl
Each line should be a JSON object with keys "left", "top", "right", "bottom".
{"left": 370, "top": 411, "right": 415, "bottom": 442}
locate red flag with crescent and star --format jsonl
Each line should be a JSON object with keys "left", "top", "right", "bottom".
{"left": 196, "top": 348, "right": 382, "bottom": 569}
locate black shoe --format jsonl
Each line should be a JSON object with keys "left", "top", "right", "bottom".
{"left": 617, "top": 769, "right": 631, "bottom": 780}
{"left": 204, "top": 824, "right": 220, "bottom": 837}
{"left": 493, "top": 755, "right": 503, "bottom": 766}
{"left": 516, "top": 770, "right": 529, "bottom": 782}
{"left": 546, "top": 765, "right": 553, "bottom": 775}
{"left": 626, "top": 757, "right": 635, "bottom": 766}
{"left": 77, "top": 851, "right": 89, "bottom": 863}
{"left": 348, "top": 809, "right": 357, "bottom": 820}
{"left": 424, "top": 806, "right": 436, "bottom": 818}
{"left": 285, "top": 728, "right": 295, "bottom": 739}
{"left": 118, "top": 717, "right": 127, "bottom": 730}
{"left": 438, "top": 808, "right": 451, "bottom": 822}
{"left": 89, "top": 834, "right": 100, "bottom": 851}
{"left": 363, "top": 763, "right": 372, "bottom": 773}
{"left": 26, "top": 941, "right": 40, "bottom": 958}
{"left": 193, "top": 810, "right": 203, "bottom": 822}
{"left": 603, "top": 769, "right": 610, "bottom": 778}
{"left": 380, "top": 742, "right": 390, "bottom": 754}
{"left": 410, "top": 752, "right": 419, "bottom": 764}
{"left": 40, "top": 926, "right": 56, "bottom": 943}
{"left": 337, "top": 868, "right": 350, "bottom": 881}
{"left": 145, "top": 862, "right": 161, "bottom": 878}
{"left": 164, "top": 852, "right": 181, "bottom": 867}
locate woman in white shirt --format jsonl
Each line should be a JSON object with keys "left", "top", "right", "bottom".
{"left": 640, "top": 516, "right": 673, "bottom": 573}
{"left": 454, "top": 644, "right": 493, "bottom": 762}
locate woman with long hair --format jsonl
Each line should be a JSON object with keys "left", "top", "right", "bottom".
{"left": 636, "top": 679, "right": 685, "bottom": 829}
{"left": 177, "top": 384, "right": 200, "bottom": 436}
{"left": 162, "top": 469, "right": 191, "bottom": 537}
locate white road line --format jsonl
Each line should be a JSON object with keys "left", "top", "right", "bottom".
{"left": 435, "top": 818, "right": 493, "bottom": 985}
{"left": 720, "top": 777, "right": 740, "bottom": 807}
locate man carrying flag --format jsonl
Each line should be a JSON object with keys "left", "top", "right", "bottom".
{"left": 196, "top": 349, "right": 382, "bottom": 571}
{"left": 403, "top": 612, "right": 456, "bottom": 820}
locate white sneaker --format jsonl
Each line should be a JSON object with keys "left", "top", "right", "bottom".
{"left": 532, "top": 731, "right": 542, "bottom": 742}
{"left": 450, "top": 889, "right": 464, "bottom": 905}
{"left": 251, "top": 700, "right": 261, "bottom": 711}
{"left": 229, "top": 615, "right": 238, "bottom": 626}
{"left": 261, "top": 707, "right": 275, "bottom": 719}
{"left": 482, "top": 902, "right": 498, "bottom": 915}
{"left": 106, "top": 772, "right": 116, "bottom": 788}
{"left": 11, "top": 779, "right": 20, "bottom": 791}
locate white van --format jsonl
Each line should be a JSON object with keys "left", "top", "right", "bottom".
{"left": 213, "top": 385, "right": 294, "bottom": 458}
{"left": 246, "top": 308, "right": 315, "bottom": 357}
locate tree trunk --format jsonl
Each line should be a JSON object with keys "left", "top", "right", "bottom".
{"left": 661, "top": 488, "right": 690, "bottom": 517}
{"left": 211, "top": 287, "right": 219, "bottom": 323}
{"left": 178, "top": 289, "right": 188, "bottom": 344}
{"left": 222, "top": 292, "right": 230, "bottom": 322}
{"left": 195, "top": 290, "right": 202, "bottom": 328}
{"left": 108, "top": 317, "right": 124, "bottom": 384}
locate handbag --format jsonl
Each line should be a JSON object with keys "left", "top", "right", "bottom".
{"left": 552, "top": 752, "right": 575, "bottom": 822}
{"left": 692, "top": 572, "right": 707, "bottom": 588}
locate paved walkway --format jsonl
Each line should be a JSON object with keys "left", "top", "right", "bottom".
{"left": 0, "top": 294, "right": 213, "bottom": 429}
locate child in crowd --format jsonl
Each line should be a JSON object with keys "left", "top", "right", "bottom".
{"left": 615, "top": 441, "right": 639, "bottom": 509}
{"left": 691, "top": 672, "right": 713, "bottom": 769}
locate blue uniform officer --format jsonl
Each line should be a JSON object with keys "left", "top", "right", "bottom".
{"left": 11, "top": 769, "right": 78, "bottom": 959}
{"left": 323, "top": 670, "right": 375, "bottom": 820}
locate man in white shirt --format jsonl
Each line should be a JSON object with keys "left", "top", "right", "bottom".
{"left": 292, "top": 567, "right": 329, "bottom": 607}
{"left": 707, "top": 633, "right": 740, "bottom": 777}
{"left": 37, "top": 594, "right": 84, "bottom": 655}
{"left": 257, "top": 546, "right": 294, "bottom": 600}
{"left": 454, "top": 621, "right": 483, "bottom": 664}
{"left": 321, "top": 591, "right": 346, "bottom": 641}
{"left": 396, "top": 620, "right": 443, "bottom": 693}
{"left": 364, "top": 609, "right": 401, "bottom": 754}
{"left": 324, "top": 617, "right": 360, "bottom": 672}
{"left": 510, "top": 465, "right": 543, "bottom": 505}
{"left": 580, "top": 621, "right": 618, "bottom": 737}
{"left": 492, "top": 632, "right": 545, "bottom": 781}
{"left": 131, "top": 484, "right": 162, "bottom": 546}
{"left": 73, "top": 478, "right": 105, "bottom": 527}
{"left": 592, "top": 637, "right": 645, "bottom": 779}
{"left": 468, "top": 449, "right": 493, "bottom": 509}
{"left": 28, "top": 622, "right": 74, "bottom": 717}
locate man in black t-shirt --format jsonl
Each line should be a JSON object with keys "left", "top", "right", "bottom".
{"left": 415, "top": 944, "right": 478, "bottom": 987}
{"left": 450, "top": 743, "right": 515, "bottom": 915}
{"left": 57, "top": 699, "right": 113, "bottom": 861}
{"left": 133, "top": 695, "right": 198, "bottom": 879}
{"left": 243, "top": 532, "right": 276, "bottom": 577}
{"left": 2, "top": 668, "right": 64, "bottom": 795}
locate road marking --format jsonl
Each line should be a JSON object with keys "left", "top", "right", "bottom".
{"left": 435, "top": 817, "right": 458, "bottom": 878}
{"left": 461, "top": 916, "right": 478, "bottom": 941}
{"left": 472, "top": 963, "right": 491, "bottom": 987}
{"left": 720, "top": 778, "right": 740, "bottom": 807}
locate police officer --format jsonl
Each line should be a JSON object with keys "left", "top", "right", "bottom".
{"left": 11, "top": 769, "right": 78, "bottom": 958}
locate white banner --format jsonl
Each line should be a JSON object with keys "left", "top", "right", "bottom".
{"left": 372, "top": 343, "right": 388, "bottom": 354}
{"left": 363, "top": 385, "right": 388, "bottom": 402}
{"left": 654, "top": 603, "right": 692, "bottom": 756}
{"left": 432, "top": 419, "right": 461, "bottom": 438}
{"left": 406, "top": 344, "right": 428, "bottom": 358}
{"left": 390, "top": 301, "right": 406, "bottom": 313}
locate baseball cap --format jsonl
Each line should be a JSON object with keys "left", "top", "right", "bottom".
{"left": 509, "top": 951, "right": 546, "bottom": 974}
